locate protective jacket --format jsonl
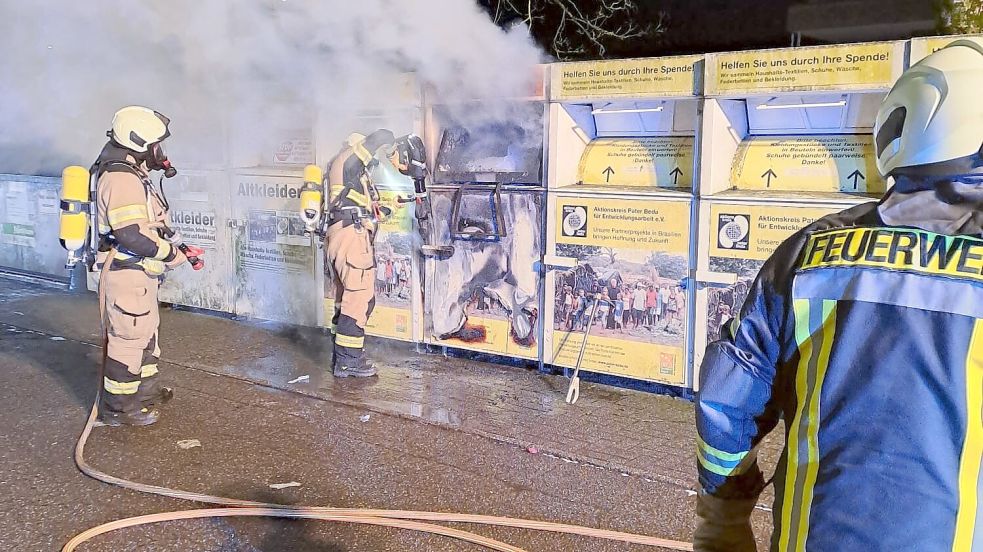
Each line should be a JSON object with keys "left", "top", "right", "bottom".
{"left": 94, "top": 146, "right": 183, "bottom": 415}
{"left": 696, "top": 176, "right": 983, "bottom": 552}
{"left": 324, "top": 136, "right": 382, "bottom": 371}
{"left": 327, "top": 138, "right": 380, "bottom": 228}
{"left": 94, "top": 143, "right": 178, "bottom": 275}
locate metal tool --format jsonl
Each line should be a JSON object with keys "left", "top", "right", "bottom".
{"left": 566, "top": 296, "right": 600, "bottom": 405}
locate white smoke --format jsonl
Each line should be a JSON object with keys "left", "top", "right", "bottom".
{"left": 0, "top": 0, "right": 545, "bottom": 175}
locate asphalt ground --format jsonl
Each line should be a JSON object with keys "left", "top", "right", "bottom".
{"left": 0, "top": 276, "right": 776, "bottom": 550}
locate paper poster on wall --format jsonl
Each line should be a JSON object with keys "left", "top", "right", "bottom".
{"left": 704, "top": 203, "right": 842, "bottom": 343}
{"left": 729, "top": 135, "right": 885, "bottom": 196}
{"left": 577, "top": 137, "right": 694, "bottom": 189}
{"left": 273, "top": 135, "right": 315, "bottom": 166}
{"left": 232, "top": 173, "right": 317, "bottom": 325}
{"left": 37, "top": 189, "right": 59, "bottom": 215}
{"left": 552, "top": 55, "right": 700, "bottom": 100}
{"left": 706, "top": 42, "right": 902, "bottom": 95}
{"left": 551, "top": 196, "right": 690, "bottom": 385}
{"left": 324, "top": 190, "right": 416, "bottom": 342}
{"left": 0, "top": 176, "right": 67, "bottom": 278}
{"left": 428, "top": 190, "right": 543, "bottom": 360}
{"left": 158, "top": 171, "right": 233, "bottom": 313}
{"left": 2, "top": 182, "right": 35, "bottom": 247}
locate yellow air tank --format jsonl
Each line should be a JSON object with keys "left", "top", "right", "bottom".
{"left": 59, "top": 165, "right": 91, "bottom": 253}
{"left": 300, "top": 164, "right": 323, "bottom": 233}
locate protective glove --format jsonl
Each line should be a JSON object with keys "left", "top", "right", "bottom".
{"left": 182, "top": 245, "right": 205, "bottom": 271}
{"left": 693, "top": 493, "right": 758, "bottom": 552}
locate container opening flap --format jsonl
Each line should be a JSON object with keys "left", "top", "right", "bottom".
{"left": 745, "top": 92, "right": 883, "bottom": 134}
{"left": 592, "top": 100, "right": 697, "bottom": 136}
{"left": 577, "top": 136, "right": 694, "bottom": 189}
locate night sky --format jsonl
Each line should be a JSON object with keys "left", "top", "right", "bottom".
{"left": 481, "top": 0, "right": 936, "bottom": 60}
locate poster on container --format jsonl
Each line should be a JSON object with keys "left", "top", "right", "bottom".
{"left": 0, "top": 176, "right": 65, "bottom": 279}
{"left": 323, "top": 189, "right": 418, "bottom": 342}
{"left": 703, "top": 203, "right": 844, "bottom": 344}
{"left": 157, "top": 170, "right": 234, "bottom": 313}
{"left": 548, "top": 195, "right": 690, "bottom": 385}
{"left": 230, "top": 172, "right": 318, "bottom": 325}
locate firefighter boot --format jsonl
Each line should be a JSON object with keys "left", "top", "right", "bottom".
{"left": 101, "top": 407, "right": 161, "bottom": 427}
{"left": 333, "top": 359, "right": 378, "bottom": 378}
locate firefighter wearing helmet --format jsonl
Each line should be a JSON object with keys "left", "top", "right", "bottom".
{"left": 694, "top": 41, "right": 983, "bottom": 551}
{"left": 94, "top": 106, "right": 204, "bottom": 426}
{"left": 322, "top": 129, "right": 399, "bottom": 378}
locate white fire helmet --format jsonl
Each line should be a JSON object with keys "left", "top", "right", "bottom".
{"left": 110, "top": 106, "right": 171, "bottom": 153}
{"left": 874, "top": 40, "right": 983, "bottom": 177}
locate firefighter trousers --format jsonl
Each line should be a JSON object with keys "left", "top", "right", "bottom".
{"left": 101, "top": 267, "right": 164, "bottom": 414}
{"left": 326, "top": 220, "right": 376, "bottom": 368}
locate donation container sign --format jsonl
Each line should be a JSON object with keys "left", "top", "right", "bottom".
{"left": 548, "top": 194, "right": 691, "bottom": 385}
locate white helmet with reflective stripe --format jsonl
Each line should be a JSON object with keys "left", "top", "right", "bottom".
{"left": 874, "top": 40, "right": 983, "bottom": 177}
{"left": 110, "top": 106, "right": 171, "bottom": 153}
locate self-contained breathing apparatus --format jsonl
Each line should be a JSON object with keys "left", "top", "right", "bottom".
{"left": 298, "top": 133, "right": 452, "bottom": 256}
{"left": 58, "top": 137, "right": 203, "bottom": 282}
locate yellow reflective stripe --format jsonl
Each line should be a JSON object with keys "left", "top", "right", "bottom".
{"left": 141, "top": 364, "right": 159, "bottom": 378}
{"left": 151, "top": 239, "right": 172, "bottom": 261}
{"left": 780, "top": 299, "right": 836, "bottom": 552}
{"left": 346, "top": 188, "right": 369, "bottom": 206}
{"left": 780, "top": 299, "right": 812, "bottom": 552}
{"left": 335, "top": 334, "right": 364, "bottom": 349}
{"left": 138, "top": 259, "right": 166, "bottom": 275}
{"left": 103, "top": 377, "right": 139, "bottom": 395}
{"left": 107, "top": 204, "right": 149, "bottom": 227}
{"left": 954, "top": 319, "right": 983, "bottom": 550}
{"left": 796, "top": 300, "right": 835, "bottom": 550}
{"left": 697, "top": 434, "right": 749, "bottom": 463}
{"left": 696, "top": 446, "right": 749, "bottom": 477}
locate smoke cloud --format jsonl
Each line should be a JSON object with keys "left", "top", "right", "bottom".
{"left": 0, "top": 0, "right": 545, "bottom": 175}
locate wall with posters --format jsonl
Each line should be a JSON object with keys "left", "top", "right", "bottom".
{"left": 0, "top": 175, "right": 65, "bottom": 279}
{"left": 546, "top": 195, "right": 690, "bottom": 385}
{"left": 157, "top": 170, "right": 235, "bottom": 312}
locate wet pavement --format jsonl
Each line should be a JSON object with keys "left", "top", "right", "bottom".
{"left": 0, "top": 275, "right": 780, "bottom": 551}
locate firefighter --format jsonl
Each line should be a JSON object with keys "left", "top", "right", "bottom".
{"left": 694, "top": 41, "right": 983, "bottom": 551}
{"left": 324, "top": 130, "right": 397, "bottom": 377}
{"left": 95, "top": 106, "right": 204, "bottom": 426}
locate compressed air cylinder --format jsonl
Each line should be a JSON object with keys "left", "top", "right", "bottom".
{"left": 300, "top": 164, "right": 323, "bottom": 228}
{"left": 59, "top": 165, "right": 90, "bottom": 251}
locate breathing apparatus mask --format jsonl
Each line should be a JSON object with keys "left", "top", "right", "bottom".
{"left": 146, "top": 141, "right": 177, "bottom": 178}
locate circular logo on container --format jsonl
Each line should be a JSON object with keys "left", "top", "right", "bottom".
{"left": 718, "top": 215, "right": 750, "bottom": 249}
{"left": 562, "top": 206, "right": 588, "bottom": 237}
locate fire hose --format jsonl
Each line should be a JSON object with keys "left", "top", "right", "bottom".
{"left": 63, "top": 251, "right": 695, "bottom": 551}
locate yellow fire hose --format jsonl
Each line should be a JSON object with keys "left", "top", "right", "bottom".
{"left": 63, "top": 250, "right": 694, "bottom": 551}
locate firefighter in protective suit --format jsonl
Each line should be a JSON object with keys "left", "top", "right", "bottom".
{"left": 95, "top": 106, "right": 204, "bottom": 426}
{"left": 695, "top": 41, "right": 983, "bottom": 551}
{"left": 325, "top": 130, "right": 398, "bottom": 377}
